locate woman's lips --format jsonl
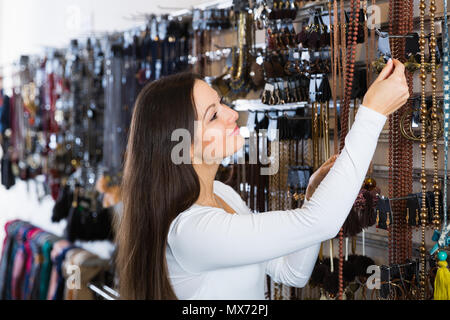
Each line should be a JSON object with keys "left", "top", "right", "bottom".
{"left": 230, "top": 126, "right": 240, "bottom": 136}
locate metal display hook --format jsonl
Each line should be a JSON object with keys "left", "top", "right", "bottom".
{"left": 375, "top": 28, "right": 415, "bottom": 39}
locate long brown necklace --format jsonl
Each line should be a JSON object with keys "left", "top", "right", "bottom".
{"left": 370, "top": 0, "right": 376, "bottom": 83}
{"left": 429, "top": 0, "right": 440, "bottom": 232}
{"left": 364, "top": 1, "right": 370, "bottom": 88}
{"left": 427, "top": 0, "right": 440, "bottom": 299}
{"left": 418, "top": 0, "right": 428, "bottom": 300}
{"left": 388, "top": 0, "right": 399, "bottom": 266}
{"left": 405, "top": 0, "right": 415, "bottom": 262}
{"left": 332, "top": 0, "right": 339, "bottom": 155}
{"left": 387, "top": 0, "right": 415, "bottom": 268}
{"left": 337, "top": 0, "right": 360, "bottom": 300}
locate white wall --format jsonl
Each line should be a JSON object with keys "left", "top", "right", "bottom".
{"left": 0, "top": 0, "right": 209, "bottom": 257}
{"left": 0, "top": 0, "right": 208, "bottom": 67}
{"left": 0, "top": 0, "right": 3, "bottom": 69}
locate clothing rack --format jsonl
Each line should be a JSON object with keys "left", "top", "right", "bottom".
{"left": 381, "top": 261, "right": 418, "bottom": 269}
{"left": 266, "top": 113, "right": 311, "bottom": 120}
{"left": 88, "top": 283, "right": 119, "bottom": 300}
{"left": 379, "top": 194, "right": 420, "bottom": 202}
{"left": 156, "top": 0, "right": 234, "bottom": 19}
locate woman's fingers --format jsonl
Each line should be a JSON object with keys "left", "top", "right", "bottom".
{"left": 391, "top": 58, "right": 405, "bottom": 77}
{"left": 374, "top": 58, "right": 394, "bottom": 83}
{"left": 388, "top": 59, "right": 407, "bottom": 84}
{"left": 362, "top": 59, "right": 409, "bottom": 116}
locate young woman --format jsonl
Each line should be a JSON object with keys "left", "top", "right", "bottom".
{"left": 116, "top": 58, "right": 409, "bottom": 300}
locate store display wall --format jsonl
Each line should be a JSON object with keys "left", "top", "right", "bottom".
{"left": 0, "top": 0, "right": 448, "bottom": 300}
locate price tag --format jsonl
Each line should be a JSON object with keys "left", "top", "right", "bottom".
{"left": 264, "top": 83, "right": 275, "bottom": 93}
{"left": 301, "top": 50, "right": 310, "bottom": 62}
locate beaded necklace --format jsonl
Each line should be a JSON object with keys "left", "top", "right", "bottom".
{"left": 442, "top": 0, "right": 450, "bottom": 236}
{"left": 418, "top": 0, "right": 428, "bottom": 300}
{"left": 337, "top": 0, "right": 360, "bottom": 300}
{"left": 431, "top": 0, "right": 450, "bottom": 262}
{"left": 419, "top": 0, "right": 439, "bottom": 300}
{"left": 429, "top": 0, "right": 440, "bottom": 233}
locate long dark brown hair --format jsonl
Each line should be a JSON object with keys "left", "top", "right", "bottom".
{"left": 116, "top": 72, "right": 202, "bottom": 300}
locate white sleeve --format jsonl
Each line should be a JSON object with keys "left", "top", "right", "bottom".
{"left": 265, "top": 244, "right": 321, "bottom": 287}
{"left": 168, "top": 105, "right": 386, "bottom": 274}
{"left": 265, "top": 196, "right": 321, "bottom": 287}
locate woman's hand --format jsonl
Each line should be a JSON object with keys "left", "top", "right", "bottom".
{"left": 362, "top": 58, "right": 410, "bottom": 116}
{"left": 305, "top": 155, "right": 338, "bottom": 201}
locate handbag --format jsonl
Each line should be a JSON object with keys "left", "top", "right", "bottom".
{"left": 64, "top": 192, "right": 114, "bottom": 242}
{"left": 51, "top": 184, "right": 74, "bottom": 223}
{"left": 1, "top": 155, "right": 15, "bottom": 190}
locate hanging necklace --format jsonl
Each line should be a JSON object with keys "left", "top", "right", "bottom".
{"left": 339, "top": 0, "right": 360, "bottom": 151}
{"left": 332, "top": 0, "right": 339, "bottom": 157}
{"left": 398, "top": 0, "right": 413, "bottom": 265}
{"left": 364, "top": 0, "right": 370, "bottom": 87}
{"left": 442, "top": 0, "right": 450, "bottom": 238}
{"left": 337, "top": 0, "right": 360, "bottom": 300}
{"left": 431, "top": 0, "right": 450, "bottom": 259}
{"left": 405, "top": 0, "right": 414, "bottom": 262}
{"left": 388, "top": 0, "right": 408, "bottom": 266}
{"left": 429, "top": 0, "right": 440, "bottom": 232}
{"left": 418, "top": 0, "right": 428, "bottom": 300}
{"left": 417, "top": 0, "right": 440, "bottom": 300}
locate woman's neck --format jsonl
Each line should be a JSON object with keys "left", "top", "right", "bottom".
{"left": 193, "top": 163, "right": 220, "bottom": 206}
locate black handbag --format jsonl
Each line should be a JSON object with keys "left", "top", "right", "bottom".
{"left": 1, "top": 155, "right": 15, "bottom": 190}
{"left": 64, "top": 194, "right": 114, "bottom": 242}
{"left": 51, "top": 184, "right": 73, "bottom": 222}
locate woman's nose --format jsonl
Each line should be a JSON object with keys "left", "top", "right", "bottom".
{"left": 223, "top": 105, "right": 239, "bottom": 124}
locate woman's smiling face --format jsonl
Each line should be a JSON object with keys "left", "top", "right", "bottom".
{"left": 191, "top": 80, "right": 244, "bottom": 164}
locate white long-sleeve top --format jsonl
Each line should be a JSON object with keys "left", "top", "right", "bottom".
{"left": 166, "top": 105, "right": 387, "bottom": 300}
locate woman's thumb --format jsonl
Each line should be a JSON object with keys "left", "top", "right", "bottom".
{"left": 374, "top": 58, "right": 394, "bottom": 83}
{"left": 390, "top": 58, "right": 406, "bottom": 77}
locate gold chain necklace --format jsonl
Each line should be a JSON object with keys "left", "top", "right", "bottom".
{"left": 418, "top": 0, "right": 428, "bottom": 300}
{"left": 429, "top": 0, "right": 440, "bottom": 232}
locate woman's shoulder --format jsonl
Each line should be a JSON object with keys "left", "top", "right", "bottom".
{"left": 168, "top": 202, "right": 227, "bottom": 242}
{"left": 213, "top": 180, "right": 236, "bottom": 193}
{"left": 169, "top": 181, "right": 249, "bottom": 235}
{"left": 214, "top": 180, "right": 252, "bottom": 215}
{"left": 213, "top": 180, "right": 242, "bottom": 200}
{"left": 169, "top": 195, "right": 224, "bottom": 227}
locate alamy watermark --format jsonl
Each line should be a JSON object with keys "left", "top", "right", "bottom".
{"left": 366, "top": 265, "right": 381, "bottom": 290}
{"left": 66, "top": 264, "right": 81, "bottom": 290}
{"left": 169, "top": 5, "right": 384, "bottom": 176}
{"left": 171, "top": 124, "right": 280, "bottom": 176}
{"left": 366, "top": 5, "right": 382, "bottom": 30}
